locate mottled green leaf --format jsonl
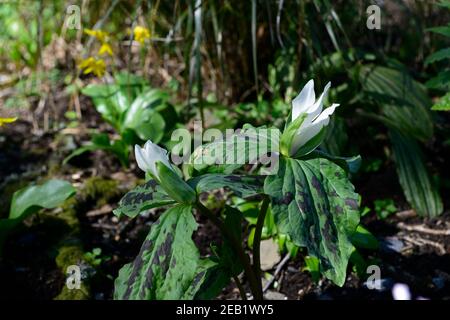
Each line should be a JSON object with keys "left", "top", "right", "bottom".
{"left": 264, "top": 157, "right": 360, "bottom": 286}
{"left": 114, "top": 204, "right": 215, "bottom": 300}
{"left": 188, "top": 174, "right": 264, "bottom": 198}
{"left": 113, "top": 180, "right": 176, "bottom": 218}
{"left": 188, "top": 125, "right": 280, "bottom": 175}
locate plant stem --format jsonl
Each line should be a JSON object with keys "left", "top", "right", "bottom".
{"left": 195, "top": 202, "right": 263, "bottom": 300}
{"left": 232, "top": 275, "right": 247, "bottom": 300}
{"left": 252, "top": 195, "right": 270, "bottom": 295}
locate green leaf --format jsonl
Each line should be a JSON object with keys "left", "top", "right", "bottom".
{"left": 123, "top": 89, "right": 169, "bottom": 142}
{"left": 390, "top": 130, "right": 443, "bottom": 217}
{"left": 0, "top": 180, "right": 76, "bottom": 251}
{"left": 426, "top": 70, "right": 450, "bottom": 90}
{"left": 189, "top": 125, "right": 280, "bottom": 175}
{"left": 9, "top": 180, "right": 76, "bottom": 220}
{"left": 188, "top": 174, "right": 264, "bottom": 198}
{"left": 114, "top": 204, "right": 214, "bottom": 300}
{"left": 156, "top": 163, "right": 197, "bottom": 204}
{"left": 307, "top": 150, "right": 361, "bottom": 174}
{"left": 360, "top": 65, "right": 434, "bottom": 141}
{"left": 427, "top": 25, "right": 450, "bottom": 38}
{"left": 194, "top": 206, "right": 244, "bottom": 299}
{"left": 303, "top": 256, "right": 320, "bottom": 283}
{"left": 113, "top": 180, "right": 176, "bottom": 218}
{"left": 432, "top": 92, "right": 450, "bottom": 111}
{"left": 63, "top": 134, "right": 129, "bottom": 167}
{"left": 425, "top": 48, "right": 450, "bottom": 65}
{"left": 264, "top": 157, "right": 360, "bottom": 286}
{"left": 350, "top": 225, "right": 379, "bottom": 250}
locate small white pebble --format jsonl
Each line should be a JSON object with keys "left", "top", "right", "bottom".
{"left": 392, "top": 283, "right": 411, "bottom": 300}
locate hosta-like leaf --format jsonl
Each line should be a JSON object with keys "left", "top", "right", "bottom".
{"left": 390, "top": 130, "right": 443, "bottom": 217}
{"left": 113, "top": 180, "right": 176, "bottom": 218}
{"left": 264, "top": 157, "right": 360, "bottom": 286}
{"left": 114, "top": 204, "right": 214, "bottom": 300}
{"left": 0, "top": 180, "right": 76, "bottom": 252}
{"left": 188, "top": 174, "right": 264, "bottom": 198}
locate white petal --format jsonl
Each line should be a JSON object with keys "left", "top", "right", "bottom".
{"left": 292, "top": 80, "right": 315, "bottom": 121}
{"left": 313, "top": 103, "right": 339, "bottom": 126}
{"left": 392, "top": 284, "right": 411, "bottom": 300}
{"left": 290, "top": 121, "right": 324, "bottom": 155}
{"left": 135, "top": 144, "right": 149, "bottom": 172}
{"left": 135, "top": 140, "right": 173, "bottom": 179}
{"left": 307, "top": 82, "right": 331, "bottom": 119}
{"left": 290, "top": 103, "right": 338, "bottom": 155}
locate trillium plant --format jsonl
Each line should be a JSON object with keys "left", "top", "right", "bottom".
{"left": 113, "top": 80, "right": 362, "bottom": 300}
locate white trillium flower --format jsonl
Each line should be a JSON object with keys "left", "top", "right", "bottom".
{"left": 289, "top": 79, "right": 339, "bottom": 156}
{"left": 135, "top": 140, "right": 173, "bottom": 180}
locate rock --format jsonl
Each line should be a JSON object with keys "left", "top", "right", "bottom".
{"left": 260, "top": 239, "right": 281, "bottom": 271}
{"left": 264, "top": 290, "right": 287, "bottom": 300}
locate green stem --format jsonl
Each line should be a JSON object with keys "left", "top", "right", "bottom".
{"left": 195, "top": 202, "right": 262, "bottom": 300}
{"left": 252, "top": 196, "right": 270, "bottom": 296}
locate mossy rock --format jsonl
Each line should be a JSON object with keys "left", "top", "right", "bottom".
{"left": 82, "top": 176, "right": 121, "bottom": 206}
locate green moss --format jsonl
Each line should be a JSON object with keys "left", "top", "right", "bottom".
{"left": 54, "top": 197, "right": 80, "bottom": 231}
{"left": 54, "top": 284, "right": 90, "bottom": 300}
{"left": 82, "top": 176, "right": 120, "bottom": 206}
{"left": 55, "top": 245, "right": 84, "bottom": 270}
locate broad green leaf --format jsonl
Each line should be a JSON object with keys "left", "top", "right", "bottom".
{"left": 9, "top": 179, "right": 76, "bottom": 220}
{"left": 390, "top": 130, "right": 443, "bottom": 217}
{"left": 189, "top": 125, "right": 280, "bottom": 175}
{"left": 188, "top": 174, "right": 264, "bottom": 198}
{"left": 264, "top": 157, "right": 360, "bottom": 286}
{"left": 113, "top": 180, "right": 176, "bottom": 218}
{"left": 114, "top": 204, "right": 215, "bottom": 300}
{"left": 0, "top": 180, "right": 76, "bottom": 251}
{"left": 122, "top": 89, "right": 169, "bottom": 142}
{"left": 307, "top": 150, "right": 361, "bottom": 174}
{"left": 360, "top": 65, "right": 434, "bottom": 141}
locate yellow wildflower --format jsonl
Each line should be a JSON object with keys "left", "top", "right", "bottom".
{"left": 78, "top": 57, "right": 106, "bottom": 77}
{"left": 0, "top": 117, "right": 18, "bottom": 126}
{"left": 84, "top": 29, "right": 108, "bottom": 43}
{"left": 133, "top": 26, "right": 151, "bottom": 45}
{"left": 99, "top": 43, "right": 113, "bottom": 56}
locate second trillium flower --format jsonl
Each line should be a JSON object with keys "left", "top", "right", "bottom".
{"left": 135, "top": 140, "right": 196, "bottom": 204}
{"left": 281, "top": 80, "right": 339, "bottom": 157}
